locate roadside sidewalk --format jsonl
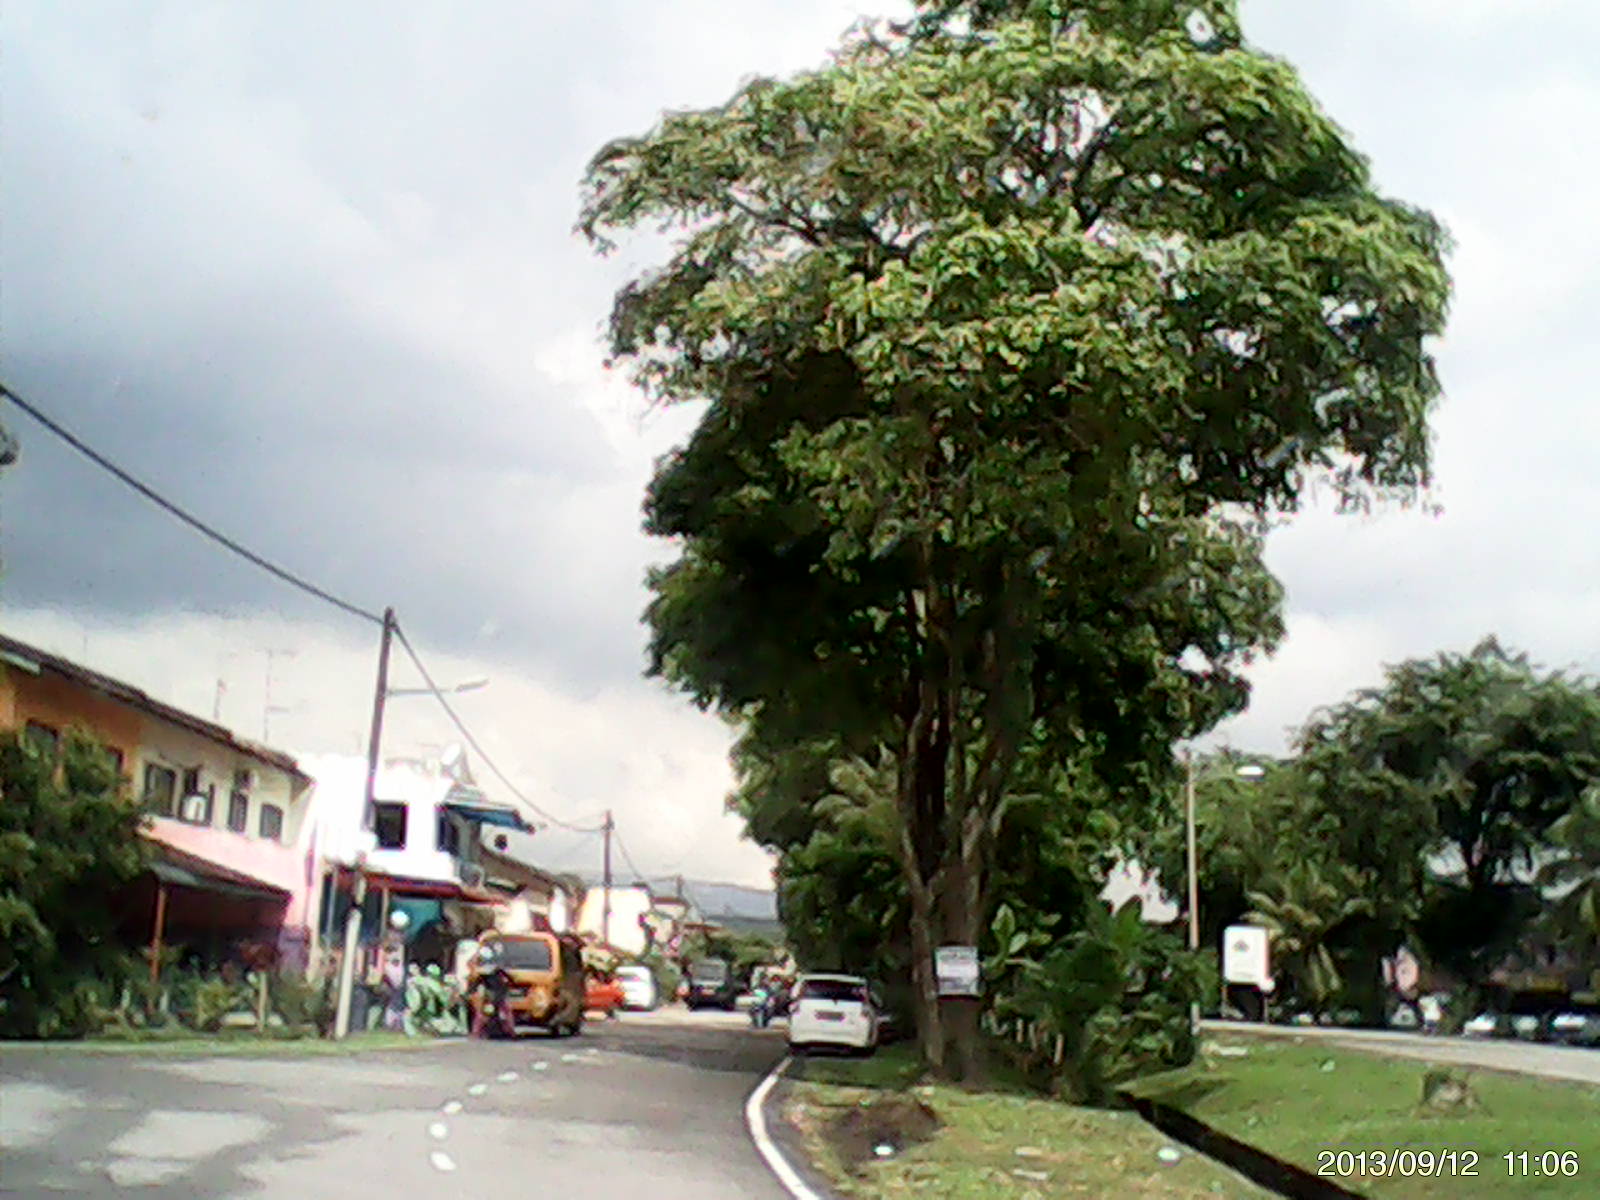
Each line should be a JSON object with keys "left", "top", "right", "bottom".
{"left": 1203, "top": 1019, "right": 1600, "bottom": 1085}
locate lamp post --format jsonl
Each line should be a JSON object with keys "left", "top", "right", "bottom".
{"left": 1184, "top": 750, "right": 1265, "bottom": 1035}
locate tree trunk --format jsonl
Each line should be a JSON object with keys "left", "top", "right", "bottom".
{"left": 906, "top": 872, "right": 945, "bottom": 1073}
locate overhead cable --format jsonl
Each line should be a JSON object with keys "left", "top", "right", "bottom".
{"left": 0, "top": 382, "right": 384, "bottom": 625}
{"left": 612, "top": 826, "right": 649, "bottom": 886}
{"left": 390, "top": 620, "right": 608, "bottom": 834}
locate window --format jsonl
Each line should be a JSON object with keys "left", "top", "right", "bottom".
{"left": 258, "top": 803, "right": 285, "bottom": 842}
{"left": 142, "top": 763, "right": 178, "bottom": 817}
{"left": 436, "top": 810, "right": 461, "bottom": 855}
{"left": 373, "top": 801, "right": 407, "bottom": 850}
{"left": 479, "top": 938, "right": 552, "bottom": 972}
{"left": 177, "top": 768, "right": 214, "bottom": 825}
{"left": 104, "top": 746, "right": 125, "bottom": 776}
{"left": 798, "top": 978, "right": 870, "bottom": 1004}
{"left": 228, "top": 767, "right": 251, "bottom": 833}
{"left": 24, "top": 720, "right": 59, "bottom": 754}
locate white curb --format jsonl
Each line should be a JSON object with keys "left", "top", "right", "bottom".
{"left": 745, "top": 1055, "right": 829, "bottom": 1200}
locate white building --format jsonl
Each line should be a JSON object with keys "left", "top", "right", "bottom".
{"left": 300, "top": 745, "right": 536, "bottom": 973}
{"left": 576, "top": 885, "right": 656, "bottom": 956}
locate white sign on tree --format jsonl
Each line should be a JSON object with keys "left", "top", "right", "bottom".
{"left": 935, "top": 945, "right": 980, "bottom": 997}
{"left": 1222, "top": 925, "right": 1272, "bottom": 990}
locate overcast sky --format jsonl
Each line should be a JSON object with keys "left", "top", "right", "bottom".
{"left": 2, "top": 1, "right": 1596, "bottom": 888}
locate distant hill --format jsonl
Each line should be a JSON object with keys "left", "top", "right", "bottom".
{"left": 574, "top": 872, "right": 779, "bottom": 929}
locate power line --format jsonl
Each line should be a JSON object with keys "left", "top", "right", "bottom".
{"left": 612, "top": 825, "right": 649, "bottom": 885}
{"left": 390, "top": 620, "right": 607, "bottom": 834}
{"left": 0, "top": 381, "right": 383, "bottom": 625}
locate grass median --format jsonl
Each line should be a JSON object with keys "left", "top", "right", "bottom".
{"left": 1123, "top": 1033, "right": 1600, "bottom": 1200}
{"left": 784, "top": 1043, "right": 1271, "bottom": 1198}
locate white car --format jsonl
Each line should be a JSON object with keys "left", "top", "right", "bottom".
{"left": 1551, "top": 1012, "right": 1600, "bottom": 1047}
{"left": 615, "top": 965, "right": 657, "bottom": 1011}
{"left": 787, "top": 974, "right": 878, "bottom": 1054}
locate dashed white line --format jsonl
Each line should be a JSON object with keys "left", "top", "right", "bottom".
{"left": 497, "top": 1071, "right": 519, "bottom": 1083}
{"left": 428, "top": 1122, "right": 449, "bottom": 1140}
{"left": 429, "top": 1150, "right": 457, "bottom": 1173}
{"left": 441, "top": 1100, "right": 463, "bottom": 1115}
{"left": 467, "top": 1083, "right": 487, "bottom": 1096}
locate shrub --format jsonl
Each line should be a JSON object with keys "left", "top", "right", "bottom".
{"left": 189, "top": 976, "right": 251, "bottom": 1033}
{"left": 270, "top": 970, "right": 333, "bottom": 1033}
{"left": 1001, "top": 899, "right": 1204, "bottom": 1106}
{"left": 0, "top": 730, "right": 149, "bottom": 1039}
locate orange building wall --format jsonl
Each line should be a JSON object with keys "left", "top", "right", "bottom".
{"left": 0, "top": 661, "right": 143, "bottom": 776}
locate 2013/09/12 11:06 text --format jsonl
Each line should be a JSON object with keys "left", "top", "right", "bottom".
{"left": 1316, "top": 1149, "right": 1581, "bottom": 1179}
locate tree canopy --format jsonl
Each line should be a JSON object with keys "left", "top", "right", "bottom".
{"left": 583, "top": 0, "right": 1448, "bottom": 1076}
{"left": 0, "top": 728, "right": 148, "bottom": 1038}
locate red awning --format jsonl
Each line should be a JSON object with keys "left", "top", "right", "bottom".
{"left": 331, "top": 864, "right": 501, "bottom": 905}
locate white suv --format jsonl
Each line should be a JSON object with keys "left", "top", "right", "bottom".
{"left": 787, "top": 974, "right": 878, "bottom": 1054}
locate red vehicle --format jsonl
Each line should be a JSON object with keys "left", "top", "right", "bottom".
{"left": 585, "top": 971, "right": 625, "bottom": 1017}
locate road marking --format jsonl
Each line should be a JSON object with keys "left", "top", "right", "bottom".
{"left": 532, "top": 1061, "right": 549, "bottom": 1071}
{"left": 497, "top": 1071, "right": 518, "bottom": 1083}
{"left": 441, "top": 1100, "right": 462, "bottom": 1115}
{"left": 429, "top": 1150, "right": 457, "bottom": 1173}
{"left": 428, "top": 1122, "right": 448, "bottom": 1140}
{"left": 467, "top": 1083, "right": 487, "bottom": 1096}
{"left": 745, "top": 1057, "right": 828, "bottom": 1200}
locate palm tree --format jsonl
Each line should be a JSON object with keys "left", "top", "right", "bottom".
{"left": 1537, "top": 788, "right": 1600, "bottom": 971}
{"left": 1246, "top": 859, "right": 1372, "bottom": 1017}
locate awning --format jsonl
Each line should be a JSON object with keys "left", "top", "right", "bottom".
{"left": 330, "top": 864, "right": 503, "bottom": 905}
{"left": 146, "top": 842, "right": 290, "bottom": 903}
{"left": 443, "top": 801, "right": 532, "bottom": 831}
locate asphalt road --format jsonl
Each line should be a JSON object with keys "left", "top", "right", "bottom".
{"left": 1204, "top": 1019, "right": 1600, "bottom": 1085}
{"left": 1, "top": 1009, "right": 791, "bottom": 1199}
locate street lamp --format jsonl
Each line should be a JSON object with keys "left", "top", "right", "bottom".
{"left": 1184, "top": 751, "right": 1266, "bottom": 1034}
{"left": 385, "top": 678, "right": 489, "bottom": 697}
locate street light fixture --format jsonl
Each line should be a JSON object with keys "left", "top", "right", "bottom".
{"left": 385, "top": 678, "right": 489, "bottom": 698}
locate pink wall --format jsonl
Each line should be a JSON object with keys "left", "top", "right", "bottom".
{"left": 147, "top": 816, "right": 321, "bottom": 927}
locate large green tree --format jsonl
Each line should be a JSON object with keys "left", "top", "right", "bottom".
{"left": 0, "top": 727, "right": 148, "bottom": 1038}
{"left": 583, "top": 0, "right": 1447, "bottom": 1076}
{"left": 1299, "top": 638, "right": 1600, "bottom": 1003}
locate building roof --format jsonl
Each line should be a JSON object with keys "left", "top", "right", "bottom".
{"left": 0, "top": 632, "right": 310, "bottom": 783}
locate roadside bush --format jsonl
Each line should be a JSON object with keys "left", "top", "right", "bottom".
{"left": 0, "top": 729, "right": 148, "bottom": 1039}
{"left": 188, "top": 976, "right": 251, "bottom": 1033}
{"left": 270, "top": 970, "right": 334, "bottom": 1036}
{"left": 1000, "top": 899, "right": 1203, "bottom": 1106}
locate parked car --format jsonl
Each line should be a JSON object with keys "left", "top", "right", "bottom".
{"left": 787, "top": 974, "right": 878, "bottom": 1055}
{"left": 685, "top": 958, "right": 739, "bottom": 1011}
{"left": 1550, "top": 1012, "right": 1600, "bottom": 1047}
{"left": 615, "top": 964, "right": 658, "bottom": 1011}
{"left": 585, "top": 971, "right": 625, "bottom": 1016}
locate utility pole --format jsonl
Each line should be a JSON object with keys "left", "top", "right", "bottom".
{"left": 601, "top": 810, "right": 614, "bottom": 949}
{"left": 334, "top": 607, "right": 395, "bottom": 1040}
{"left": 1184, "top": 747, "right": 1200, "bottom": 1036}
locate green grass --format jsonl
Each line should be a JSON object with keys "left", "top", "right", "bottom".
{"left": 1124, "top": 1034, "right": 1600, "bottom": 1200}
{"left": 7, "top": 1029, "right": 444, "bottom": 1056}
{"left": 786, "top": 1046, "right": 1270, "bottom": 1198}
